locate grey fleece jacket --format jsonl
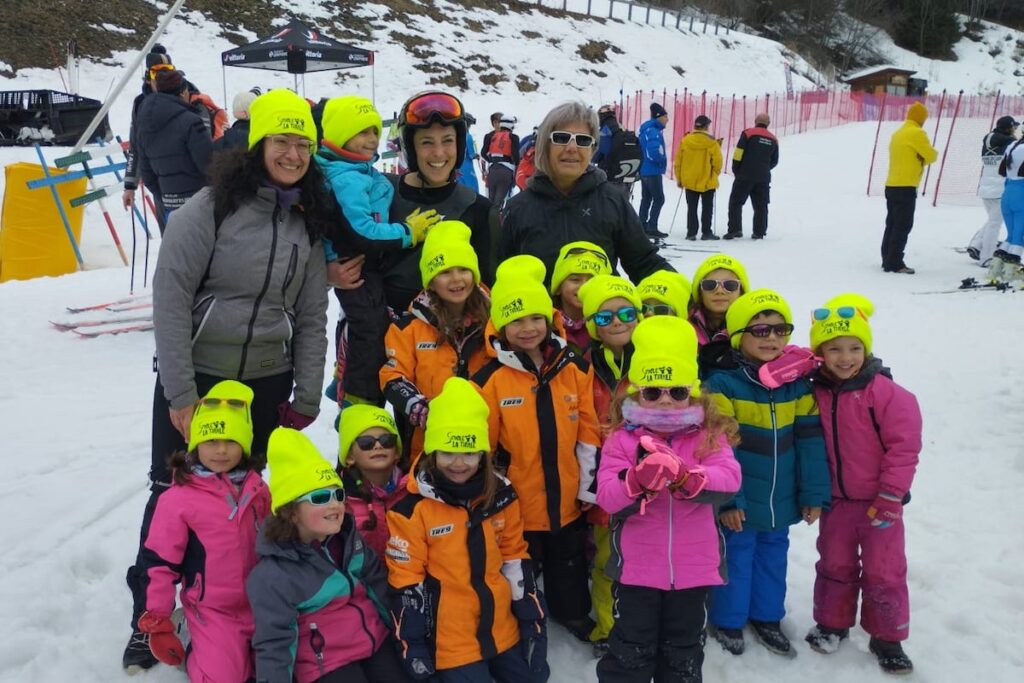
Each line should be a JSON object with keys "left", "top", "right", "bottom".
{"left": 153, "top": 186, "right": 329, "bottom": 415}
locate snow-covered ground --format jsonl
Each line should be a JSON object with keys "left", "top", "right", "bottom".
{"left": 3, "top": 119, "right": 1024, "bottom": 683}
{"left": 3, "top": 2, "right": 1024, "bottom": 681}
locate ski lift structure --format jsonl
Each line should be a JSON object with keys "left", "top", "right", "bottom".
{"left": 220, "top": 19, "right": 375, "bottom": 105}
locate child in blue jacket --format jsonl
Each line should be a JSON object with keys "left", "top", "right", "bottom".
{"left": 702, "top": 289, "right": 831, "bottom": 658}
{"left": 316, "top": 96, "right": 440, "bottom": 410}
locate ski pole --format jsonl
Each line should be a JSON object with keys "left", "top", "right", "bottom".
{"left": 142, "top": 183, "right": 151, "bottom": 289}
{"left": 668, "top": 187, "right": 684, "bottom": 234}
{"left": 130, "top": 198, "right": 137, "bottom": 294}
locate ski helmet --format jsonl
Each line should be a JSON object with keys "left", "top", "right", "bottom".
{"left": 398, "top": 91, "right": 467, "bottom": 178}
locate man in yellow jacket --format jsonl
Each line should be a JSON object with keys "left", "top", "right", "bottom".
{"left": 674, "top": 115, "right": 724, "bottom": 240}
{"left": 882, "top": 102, "right": 938, "bottom": 274}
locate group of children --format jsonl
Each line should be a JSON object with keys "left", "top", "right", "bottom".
{"left": 135, "top": 219, "right": 923, "bottom": 681}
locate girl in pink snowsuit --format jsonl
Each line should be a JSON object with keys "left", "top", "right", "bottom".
{"left": 805, "top": 295, "right": 922, "bottom": 675}
{"left": 595, "top": 316, "right": 741, "bottom": 682}
{"left": 137, "top": 380, "right": 270, "bottom": 682}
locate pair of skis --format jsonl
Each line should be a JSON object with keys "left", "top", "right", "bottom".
{"left": 55, "top": 294, "right": 154, "bottom": 338}
{"left": 914, "top": 277, "right": 1020, "bottom": 295}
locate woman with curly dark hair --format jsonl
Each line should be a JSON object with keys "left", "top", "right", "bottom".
{"left": 122, "top": 89, "right": 335, "bottom": 673}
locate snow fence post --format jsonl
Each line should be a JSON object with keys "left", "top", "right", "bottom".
{"left": 921, "top": 90, "right": 947, "bottom": 197}
{"left": 932, "top": 90, "right": 964, "bottom": 208}
{"left": 866, "top": 91, "right": 887, "bottom": 196}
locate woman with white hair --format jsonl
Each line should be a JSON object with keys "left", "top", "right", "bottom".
{"left": 499, "top": 101, "right": 671, "bottom": 286}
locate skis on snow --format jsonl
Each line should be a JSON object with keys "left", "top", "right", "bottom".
{"left": 913, "top": 277, "right": 1020, "bottom": 294}
{"left": 59, "top": 294, "right": 153, "bottom": 337}
{"left": 72, "top": 321, "right": 155, "bottom": 338}
{"left": 65, "top": 294, "right": 151, "bottom": 314}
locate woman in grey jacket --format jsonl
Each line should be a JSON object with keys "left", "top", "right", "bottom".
{"left": 123, "top": 89, "right": 336, "bottom": 672}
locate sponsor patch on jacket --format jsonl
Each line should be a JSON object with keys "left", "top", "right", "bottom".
{"left": 429, "top": 524, "right": 454, "bottom": 537}
{"left": 500, "top": 397, "right": 524, "bottom": 407}
{"left": 386, "top": 547, "right": 410, "bottom": 562}
{"left": 388, "top": 535, "right": 409, "bottom": 549}
{"left": 416, "top": 341, "right": 438, "bottom": 350}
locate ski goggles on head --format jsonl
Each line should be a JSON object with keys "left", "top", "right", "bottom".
{"left": 146, "top": 63, "right": 175, "bottom": 80}
{"left": 638, "top": 386, "right": 691, "bottom": 402}
{"left": 812, "top": 306, "right": 857, "bottom": 321}
{"left": 550, "top": 131, "right": 596, "bottom": 148}
{"left": 642, "top": 303, "right": 676, "bottom": 317}
{"left": 732, "top": 323, "right": 795, "bottom": 339}
{"left": 354, "top": 434, "right": 399, "bottom": 450}
{"left": 699, "top": 278, "right": 741, "bottom": 293}
{"left": 589, "top": 306, "right": 638, "bottom": 327}
{"left": 565, "top": 246, "right": 609, "bottom": 265}
{"left": 295, "top": 487, "right": 346, "bottom": 506}
{"left": 400, "top": 92, "right": 464, "bottom": 126}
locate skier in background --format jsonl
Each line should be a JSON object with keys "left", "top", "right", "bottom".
{"left": 967, "top": 115, "right": 1017, "bottom": 267}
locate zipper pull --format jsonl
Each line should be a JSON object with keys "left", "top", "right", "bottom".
{"left": 309, "top": 622, "right": 326, "bottom": 675}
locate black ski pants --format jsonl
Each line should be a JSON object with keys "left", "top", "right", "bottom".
{"left": 881, "top": 186, "right": 918, "bottom": 271}
{"left": 685, "top": 189, "right": 716, "bottom": 237}
{"left": 524, "top": 517, "right": 592, "bottom": 623}
{"left": 125, "top": 370, "right": 293, "bottom": 628}
{"left": 640, "top": 175, "right": 666, "bottom": 232}
{"left": 727, "top": 178, "right": 770, "bottom": 237}
{"left": 334, "top": 266, "right": 389, "bottom": 404}
{"left": 596, "top": 583, "right": 708, "bottom": 683}
{"left": 315, "top": 636, "right": 408, "bottom": 682}
{"left": 486, "top": 164, "right": 515, "bottom": 208}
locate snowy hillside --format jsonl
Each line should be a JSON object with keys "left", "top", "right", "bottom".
{"left": 3, "top": 2, "right": 1024, "bottom": 683}
{"left": 3, "top": 120, "right": 1024, "bottom": 683}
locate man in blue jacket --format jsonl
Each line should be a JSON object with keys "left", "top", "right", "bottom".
{"left": 639, "top": 102, "right": 669, "bottom": 238}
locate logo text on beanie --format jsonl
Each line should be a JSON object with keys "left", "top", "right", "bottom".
{"left": 199, "top": 420, "right": 227, "bottom": 437}
{"left": 500, "top": 297, "right": 524, "bottom": 318}
{"left": 374, "top": 413, "right": 396, "bottom": 428}
{"left": 750, "top": 292, "right": 781, "bottom": 305}
{"left": 642, "top": 283, "right": 668, "bottom": 296}
{"left": 316, "top": 466, "right": 336, "bottom": 482}
{"left": 443, "top": 432, "right": 477, "bottom": 449}
{"left": 276, "top": 115, "right": 307, "bottom": 131}
{"left": 820, "top": 319, "right": 851, "bottom": 336}
{"left": 577, "top": 258, "right": 605, "bottom": 273}
{"left": 425, "top": 253, "right": 445, "bottom": 272}
{"left": 356, "top": 102, "right": 375, "bottom": 115}
{"left": 641, "top": 365, "right": 674, "bottom": 383}
{"left": 608, "top": 282, "right": 633, "bottom": 294}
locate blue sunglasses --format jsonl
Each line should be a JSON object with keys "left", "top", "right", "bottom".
{"left": 295, "top": 488, "right": 346, "bottom": 506}
{"left": 813, "top": 306, "right": 856, "bottom": 321}
{"left": 589, "top": 306, "right": 638, "bottom": 327}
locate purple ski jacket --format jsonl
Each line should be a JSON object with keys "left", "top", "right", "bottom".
{"left": 597, "top": 422, "right": 741, "bottom": 590}
{"left": 143, "top": 469, "right": 270, "bottom": 683}
{"left": 812, "top": 358, "right": 921, "bottom": 501}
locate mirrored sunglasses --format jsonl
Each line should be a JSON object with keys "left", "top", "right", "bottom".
{"left": 401, "top": 92, "right": 464, "bottom": 126}
{"left": 639, "top": 386, "right": 691, "bottom": 402}
{"left": 266, "top": 135, "right": 315, "bottom": 156}
{"left": 642, "top": 303, "right": 676, "bottom": 317}
{"left": 354, "top": 434, "right": 398, "bottom": 450}
{"left": 296, "top": 487, "right": 346, "bottom": 506}
{"left": 735, "top": 323, "right": 795, "bottom": 338}
{"left": 589, "top": 306, "right": 638, "bottom": 327}
{"left": 435, "top": 451, "right": 483, "bottom": 465}
{"left": 699, "top": 278, "right": 741, "bottom": 293}
{"left": 550, "top": 131, "right": 596, "bottom": 147}
{"left": 812, "top": 306, "right": 856, "bottom": 321}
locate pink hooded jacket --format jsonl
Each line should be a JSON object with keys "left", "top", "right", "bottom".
{"left": 597, "top": 422, "right": 741, "bottom": 591}
{"left": 144, "top": 469, "right": 270, "bottom": 683}
{"left": 340, "top": 468, "right": 409, "bottom": 558}
{"left": 813, "top": 358, "right": 921, "bottom": 501}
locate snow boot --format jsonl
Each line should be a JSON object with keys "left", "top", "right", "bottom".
{"left": 869, "top": 637, "right": 914, "bottom": 675}
{"left": 966, "top": 246, "right": 980, "bottom": 260}
{"left": 805, "top": 624, "right": 849, "bottom": 654}
{"left": 749, "top": 620, "right": 796, "bottom": 658}
{"left": 700, "top": 233, "right": 720, "bottom": 240}
{"left": 557, "top": 616, "right": 597, "bottom": 643}
{"left": 723, "top": 231, "right": 742, "bottom": 240}
{"left": 122, "top": 629, "right": 158, "bottom": 674}
{"left": 708, "top": 624, "right": 745, "bottom": 655}
{"left": 987, "top": 250, "right": 1017, "bottom": 283}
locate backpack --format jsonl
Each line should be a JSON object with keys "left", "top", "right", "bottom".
{"left": 603, "top": 128, "right": 642, "bottom": 184}
{"left": 515, "top": 145, "right": 536, "bottom": 190}
{"left": 486, "top": 129, "right": 513, "bottom": 160}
